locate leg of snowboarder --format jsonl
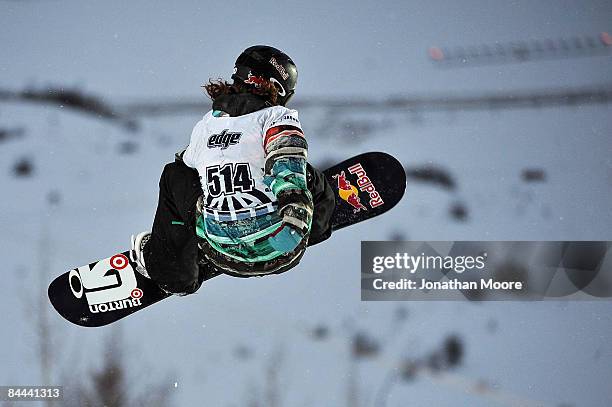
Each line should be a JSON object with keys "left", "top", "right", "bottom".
{"left": 132, "top": 45, "right": 335, "bottom": 294}
{"left": 305, "top": 163, "right": 335, "bottom": 246}
{"left": 132, "top": 158, "right": 334, "bottom": 294}
{"left": 131, "top": 158, "right": 218, "bottom": 295}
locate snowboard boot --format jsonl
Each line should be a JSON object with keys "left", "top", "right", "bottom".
{"left": 130, "top": 231, "right": 151, "bottom": 278}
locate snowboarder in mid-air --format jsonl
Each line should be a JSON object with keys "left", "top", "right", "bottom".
{"left": 47, "top": 45, "right": 405, "bottom": 327}
{"left": 130, "top": 45, "right": 336, "bottom": 295}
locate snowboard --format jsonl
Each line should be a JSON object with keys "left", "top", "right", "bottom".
{"left": 49, "top": 152, "right": 406, "bottom": 327}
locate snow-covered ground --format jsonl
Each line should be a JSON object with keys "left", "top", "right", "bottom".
{"left": 1, "top": 98, "right": 611, "bottom": 406}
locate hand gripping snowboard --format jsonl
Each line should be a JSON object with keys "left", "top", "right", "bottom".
{"left": 49, "top": 152, "right": 406, "bottom": 327}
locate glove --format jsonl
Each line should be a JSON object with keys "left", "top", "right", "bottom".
{"left": 267, "top": 191, "right": 313, "bottom": 253}
{"left": 267, "top": 223, "right": 304, "bottom": 253}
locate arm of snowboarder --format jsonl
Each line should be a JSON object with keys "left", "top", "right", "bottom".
{"left": 263, "top": 124, "right": 314, "bottom": 250}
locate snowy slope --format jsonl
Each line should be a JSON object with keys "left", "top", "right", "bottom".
{"left": 1, "top": 98, "right": 611, "bottom": 406}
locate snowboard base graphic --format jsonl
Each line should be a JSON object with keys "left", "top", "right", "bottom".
{"left": 49, "top": 152, "right": 406, "bottom": 327}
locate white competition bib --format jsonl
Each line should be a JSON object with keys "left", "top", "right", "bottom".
{"left": 183, "top": 106, "right": 302, "bottom": 222}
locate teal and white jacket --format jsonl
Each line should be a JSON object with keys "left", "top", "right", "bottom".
{"left": 183, "top": 102, "right": 313, "bottom": 266}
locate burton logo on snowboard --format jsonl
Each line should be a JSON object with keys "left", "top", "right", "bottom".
{"left": 69, "top": 254, "right": 143, "bottom": 314}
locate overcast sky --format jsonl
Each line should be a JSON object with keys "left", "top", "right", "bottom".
{"left": 2, "top": 0, "right": 611, "bottom": 99}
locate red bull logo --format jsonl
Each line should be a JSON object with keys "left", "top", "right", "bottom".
{"left": 333, "top": 171, "right": 367, "bottom": 212}
{"left": 333, "top": 163, "right": 384, "bottom": 212}
{"left": 244, "top": 72, "right": 266, "bottom": 87}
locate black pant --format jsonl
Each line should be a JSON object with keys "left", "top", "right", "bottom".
{"left": 144, "top": 159, "right": 335, "bottom": 294}
{"left": 143, "top": 161, "right": 212, "bottom": 294}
